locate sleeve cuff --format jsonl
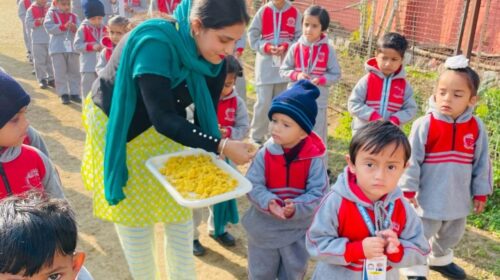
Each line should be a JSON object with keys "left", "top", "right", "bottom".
{"left": 403, "top": 192, "right": 416, "bottom": 199}
{"left": 474, "top": 195, "right": 487, "bottom": 202}
{"left": 318, "top": 76, "right": 327, "bottom": 86}
{"left": 290, "top": 71, "right": 299, "bottom": 81}
{"left": 279, "top": 42, "right": 289, "bottom": 52}
{"left": 86, "top": 43, "right": 94, "bottom": 52}
{"left": 386, "top": 244, "right": 404, "bottom": 263}
{"left": 344, "top": 241, "right": 365, "bottom": 263}
{"left": 263, "top": 43, "right": 273, "bottom": 55}
{"left": 369, "top": 111, "right": 382, "bottom": 121}
{"left": 389, "top": 116, "right": 400, "bottom": 126}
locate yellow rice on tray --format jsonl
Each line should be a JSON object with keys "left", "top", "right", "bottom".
{"left": 160, "top": 154, "right": 238, "bottom": 199}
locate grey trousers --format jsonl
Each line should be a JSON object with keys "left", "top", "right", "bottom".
{"left": 81, "top": 72, "right": 97, "bottom": 98}
{"left": 51, "top": 53, "right": 81, "bottom": 97}
{"left": 248, "top": 238, "right": 309, "bottom": 280}
{"left": 402, "top": 217, "right": 466, "bottom": 276}
{"left": 193, "top": 207, "right": 214, "bottom": 240}
{"left": 250, "top": 83, "right": 287, "bottom": 143}
{"left": 32, "top": 43, "right": 54, "bottom": 82}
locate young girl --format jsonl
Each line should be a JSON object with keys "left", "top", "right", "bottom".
{"left": 96, "top": 15, "right": 129, "bottom": 74}
{"left": 149, "top": 0, "right": 180, "bottom": 15}
{"left": 192, "top": 55, "right": 249, "bottom": 255}
{"left": 400, "top": 55, "right": 492, "bottom": 280}
{"left": 280, "top": 5, "right": 341, "bottom": 164}
{"left": 247, "top": 0, "right": 302, "bottom": 145}
{"left": 44, "top": 0, "right": 81, "bottom": 104}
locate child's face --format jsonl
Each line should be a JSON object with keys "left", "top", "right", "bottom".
{"left": 434, "top": 70, "right": 476, "bottom": 120}
{"left": 303, "top": 15, "right": 322, "bottom": 43}
{"left": 0, "top": 252, "right": 85, "bottom": 280}
{"left": 56, "top": 0, "right": 71, "bottom": 13}
{"left": 88, "top": 16, "right": 103, "bottom": 27}
{"left": 346, "top": 142, "right": 408, "bottom": 202}
{"left": 0, "top": 107, "right": 29, "bottom": 148}
{"left": 221, "top": 73, "right": 236, "bottom": 98}
{"left": 270, "top": 113, "right": 308, "bottom": 149}
{"left": 272, "top": 0, "right": 286, "bottom": 8}
{"left": 108, "top": 24, "right": 127, "bottom": 45}
{"left": 375, "top": 48, "right": 403, "bottom": 77}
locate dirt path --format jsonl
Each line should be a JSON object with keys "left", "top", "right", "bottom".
{"left": 0, "top": 1, "right": 498, "bottom": 279}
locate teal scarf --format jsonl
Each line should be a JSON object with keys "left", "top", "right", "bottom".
{"left": 103, "top": 0, "right": 238, "bottom": 235}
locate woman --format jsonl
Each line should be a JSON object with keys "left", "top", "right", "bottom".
{"left": 81, "top": 0, "right": 251, "bottom": 279}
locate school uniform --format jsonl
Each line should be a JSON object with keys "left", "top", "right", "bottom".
{"left": 44, "top": 7, "right": 81, "bottom": 98}
{"left": 149, "top": 0, "right": 180, "bottom": 15}
{"left": 18, "top": 0, "right": 33, "bottom": 57}
{"left": 72, "top": 0, "right": 113, "bottom": 23}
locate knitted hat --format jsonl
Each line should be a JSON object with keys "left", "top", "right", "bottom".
{"left": 0, "top": 72, "right": 30, "bottom": 128}
{"left": 83, "top": 0, "right": 105, "bottom": 19}
{"left": 268, "top": 80, "right": 319, "bottom": 134}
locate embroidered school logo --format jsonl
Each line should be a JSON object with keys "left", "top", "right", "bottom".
{"left": 225, "top": 108, "right": 236, "bottom": 122}
{"left": 318, "top": 52, "right": 326, "bottom": 62}
{"left": 393, "top": 86, "right": 404, "bottom": 99}
{"left": 287, "top": 17, "right": 295, "bottom": 27}
{"left": 25, "top": 169, "right": 42, "bottom": 188}
{"left": 463, "top": 133, "right": 475, "bottom": 150}
{"left": 391, "top": 222, "right": 400, "bottom": 232}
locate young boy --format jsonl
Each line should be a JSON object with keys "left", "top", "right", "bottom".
{"left": 348, "top": 32, "right": 417, "bottom": 135}
{"left": 306, "top": 121, "right": 430, "bottom": 279}
{"left": 0, "top": 191, "right": 86, "bottom": 280}
{"left": 0, "top": 72, "right": 63, "bottom": 199}
{"left": 399, "top": 55, "right": 492, "bottom": 280}
{"left": 25, "top": 0, "right": 54, "bottom": 89}
{"left": 44, "top": 0, "right": 82, "bottom": 104}
{"left": 74, "top": 0, "right": 107, "bottom": 97}
{"left": 242, "top": 80, "right": 328, "bottom": 279}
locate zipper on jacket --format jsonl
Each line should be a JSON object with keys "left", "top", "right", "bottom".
{"left": 451, "top": 120, "right": 457, "bottom": 150}
{"left": 285, "top": 163, "right": 290, "bottom": 187}
{"left": 0, "top": 163, "right": 12, "bottom": 196}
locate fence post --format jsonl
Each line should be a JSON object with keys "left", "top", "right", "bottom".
{"left": 455, "top": 0, "right": 470, "bottom": 55}
{"left": 464, "top": 0, "right": 482, "bottom": 58}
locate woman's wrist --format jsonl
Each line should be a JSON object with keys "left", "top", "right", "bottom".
{"left": 219, "top": 138, "right": 229, "bottom": 156}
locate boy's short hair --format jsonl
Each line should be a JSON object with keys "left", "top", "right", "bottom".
{"left": 225, "top": 55, "right": 243, "bottom": 77}
{"left": 349, "top": 121, "right": 411, "bottom": 164}
{"left": 377, "top": 32, "right": 408, "bottom": 58}
{"left": 0, "top": 191, "right": 77, "bottom": 277}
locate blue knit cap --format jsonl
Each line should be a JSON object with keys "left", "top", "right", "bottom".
{"left": 268, "top": 80, "right": 320, "bottom": 134}
{"left": 0, "top": 72, "right": 30, "bottom": 128}
{"left": 83, "top": 0, "right": 105, "bottom": 19}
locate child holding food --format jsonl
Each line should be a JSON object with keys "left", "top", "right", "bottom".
{"left": 242, "top": 80, "right": 329, "bottom": 279}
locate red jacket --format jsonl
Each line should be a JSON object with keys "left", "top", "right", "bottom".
{"left": 261, "top": 4, "right": 298, "bottom": 51}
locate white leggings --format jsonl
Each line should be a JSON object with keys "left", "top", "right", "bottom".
{"left": 115, "top": 221, "right": 196, "bottom": 280}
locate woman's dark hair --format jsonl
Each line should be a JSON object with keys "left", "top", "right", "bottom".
{"left": 225, "top": 55, "right": 243, "bottom": 77}
{"left": 444, "top": 67, "right": 480, "bottom": 97}
{"left": 377, "top": 32, "right": 408, "bottom": 58}
{"left": 304, "top": 5, "right": 330, "bottom": 32}
{"left": 349, "top": 121, "right": 411, "bottom": 164}
{"left": 190, "top": 0, "right": 250, "bottom": 29}
{"left": 0, "top": 191, "right": 77, "bottom": 276}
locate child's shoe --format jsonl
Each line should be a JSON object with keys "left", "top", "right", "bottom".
{"left": 60, "top": 94, "right": 70, "bottom": 105}
{"left": 70, "top": 95, "right": 82, "bottom": 104}
{"left": 39, "top": 79, "right": 48, "bottom": 89}
{"left": 210, "top": 232, "right": 236, "bottom": 247}
{"left": 47, "top": 79, "right": 56, "bottom": 88}
{"left": 430, "top": 263, "right": 466, "bottom": 279}
{"left": 193, "top": 240, "right": 206, "bottom": 256}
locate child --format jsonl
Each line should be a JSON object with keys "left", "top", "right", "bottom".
{"left": 44, "top": 0, "right": 82, "bottom": 105}
{"left": 122, "top": 0, "right": 148, "bottom": 18}
{"left": 247, "top": 0, "right": 302, "bottom": 145}
{"left": 95, "top": 15, "right": 129, "bottom": 74}
{"left": 74, "top": 0, "right": 107, "bottom": 97}
{"left": 0, "top": 191, "right": 86, "bottom": 280}
{"left": 25, "top": 0, "right": 54, "bottom": 89}
{"left": 242, "top": 80, "right": 328, "bottom": 279}
{"left": 306, "top": 121, "right": 430, "bottom": 279}
{"left": 149, "top": 0, "right": 180, "bottom": 15}
{"left": 192, "top": 55, "right": 250, "bottom": 256}
{"left": 17, "top": 0, "right": 34, "bottom": 63}
{"left": 72, "top": 0, "right": 113, "bottom": 23}
{"left": 348, "top": 32, "right": 417, "bottom": 135}
{"left": 399, "top": 55, "right": 492, "bottom": 280}
{"left": 233, "top": 31, "right": 247, "bottom": 101}
{"left": 280, "top": 5, "right": 341, "bottom": 161}
{"left": 0, "top": 72, "right": 64, "bottom": 199}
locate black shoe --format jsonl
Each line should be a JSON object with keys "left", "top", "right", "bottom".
{"left": 47, "top": 79, "right": 55, "bottom": 88}
{"left": 193, "top": 240, "right": 206, "bottom": 256}
{"left": 60, "top": 94, "right": 70, "bottom": 105}
{"left": 39, "top": 79, "right": 48, "bottom": 89}
{"left": 210, "top": 232, "right": 236, "bottom": 247}
{"left": 70, "top": 95, "right": 82, "bottom": 104}
{"left": 407, "top": 277, "right": 427, "bottom": 280}
{"left": 31, "top": 69, "right": 35, "bottom": 75}
{"left": 430, "top": 263, "right": 466, "bottom": 279}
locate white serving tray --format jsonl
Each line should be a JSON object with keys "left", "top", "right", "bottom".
{"left": 146, "top": 149, "right": 252, "bottom": 208}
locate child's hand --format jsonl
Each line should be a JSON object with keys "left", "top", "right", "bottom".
{"left": 311, "top": 77, "right": 320, "bottom": 85}
{"left": 362, "top": 236, "right": 386, "bottom": 259}
{"left": 93, "top": 44, "right": 104, "bottom": 51}
{"left": 378, "top": 229, "right": 400, "bottom": 254}
{"left": 276, "top": 45, "right": 286, "bottom": 55}
{"left": 297, "top": 72, "right": 310, "bottom": 80}
{"left": 269, "top": 45, "right": 278, "bottom": 55}
{"left": 473, "top": 199, "right": 486, "bottom": 214}
{"left": 406, "top": 197, "right": 419, "bottom": 208}
{"left": 269, "top": 200, "right": 286, "bottom": 219}
{"left": 283, "top": 199, "right": 295, "bottom": 218}
{"left": 219, "top": 127, "right": 228, "bottom": 138}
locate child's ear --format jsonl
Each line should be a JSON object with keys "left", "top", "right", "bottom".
{"left": 404, "top": 161, "right": 410, "bottom": 169}
{"left": 469, "top": 95, "right": 478, "bottom": 107}
{"left": 345, "top": 155, "right": 356, "bottom": 174}
{"left": 71, "top": 252, "right": 86, "bottom": 277}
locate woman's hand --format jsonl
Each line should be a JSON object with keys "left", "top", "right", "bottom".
{"left": 219, "top": 139, "right": 256, "bottom": 165}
